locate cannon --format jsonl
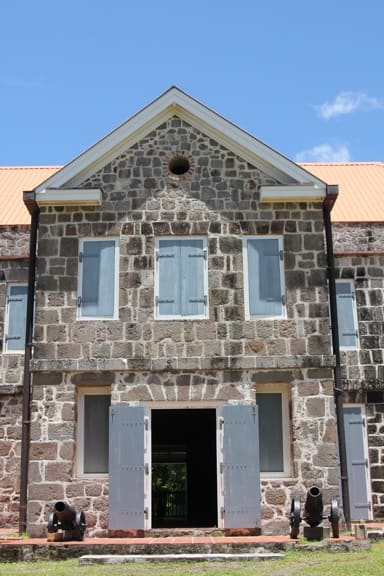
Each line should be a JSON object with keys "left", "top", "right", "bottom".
{"left": 290, "top": 486, "right": 339, "bottom": 540}
{"left": 47, "top": 501, "right": 86, "bottom": 541}
{"left": 304, "top": 485, "right": 323, "bottom": 527}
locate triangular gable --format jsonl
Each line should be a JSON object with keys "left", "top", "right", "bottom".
{"left": 32, "top": 87, "right": 327, "bottom": 205}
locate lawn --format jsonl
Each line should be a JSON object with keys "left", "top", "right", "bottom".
{"left": 1, "top": 542, "right": 384, "bottom": 576}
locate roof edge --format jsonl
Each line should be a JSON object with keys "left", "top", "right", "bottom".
{"left": 33, "top": 87, "right": 326, "bottom": 193}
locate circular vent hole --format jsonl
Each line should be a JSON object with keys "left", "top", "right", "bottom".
{"left": 168, "top": 155, "right": 190, "bottom": 176}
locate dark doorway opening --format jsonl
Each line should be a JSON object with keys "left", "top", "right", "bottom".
{"left": 151, "top": 409, "right": 217, "bottom": 528}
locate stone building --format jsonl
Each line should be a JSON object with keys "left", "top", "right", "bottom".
{"left": 0, "top": 166, "right": 59, "bottom": 526}
{"left": 4, "top": 88, "right": 380, "bottom": 536}
{"left": 304, "top": 162, "right": 384, "bottom": 522}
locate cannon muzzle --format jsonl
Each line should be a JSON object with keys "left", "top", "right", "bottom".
{"left": 304, "top": 486, "right": 323, "bottom": 527}
{"left": 53, "top": 501, "right": 78, "bottom": 529}
{"left": 47, "top": 501, "right": 86, "bottom": 541}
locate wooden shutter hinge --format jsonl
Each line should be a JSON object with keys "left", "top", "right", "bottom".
{"left": 5, "top": 335, "right": 21, "bottom": 342}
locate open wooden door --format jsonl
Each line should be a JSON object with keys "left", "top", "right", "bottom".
{"left": 222, "top": 405, "right": 261, "bottom": 530}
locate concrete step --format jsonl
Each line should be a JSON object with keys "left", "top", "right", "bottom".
{"left": 79, "top": 552, "right": 285, "bottom": 565}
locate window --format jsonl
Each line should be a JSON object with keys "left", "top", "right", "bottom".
{"left": 77, "top": 238, "right": 119, "bottom": 319}
{"left": 243, "top": 236, "right": 285, "bottom": 319}
{"left": 155, "top": 238, "right": 208, "bottom": 319}
{"left": 4, "top": 284, "right": 28, "bottom": 353}
{"left": 256, "top": 386, "right": 290, "bottom": 476}
{"left": 78, "top": 389, "right": 111, "bottom": 476}
{"left": 336, "top": 280, "right": 359, "bottom": 349}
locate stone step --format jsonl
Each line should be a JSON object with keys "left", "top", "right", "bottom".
{"left": 79, "top": 552, "right": 285, "bottom": 565}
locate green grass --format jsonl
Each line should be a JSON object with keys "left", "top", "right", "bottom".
{"left": 1, "top": 542, "right": 384, "bottom": 575}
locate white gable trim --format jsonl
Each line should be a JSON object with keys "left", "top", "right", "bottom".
{"left": 259, "top": 184, "right": 325, "bottom": 203}
{"left": 34, "top": 88, "right": 326, "bottom": 199}
{"left": 36, "top": 188, "right": 102, "bottom": 206}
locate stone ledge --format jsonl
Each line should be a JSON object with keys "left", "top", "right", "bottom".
{"left": 0, "top": 537, "right": 370, "bottom": 562}
{"left": 0, "top": 384, "right": 23, "bottom": 396}
{"left": 79, "top": 552, "right": 285, "bottom": 564}
{"left": 30, "top": 355, "right": 336, "bottom": 373}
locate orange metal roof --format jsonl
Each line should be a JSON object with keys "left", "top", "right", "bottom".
{"left": 1, "top": 163, "right": 383, "bottom": 225}
{"left": 0, "top": 166, "right": 61, "bottom": 225}
{"left": 300, "top": 162, "right": 384, "bottom": 222}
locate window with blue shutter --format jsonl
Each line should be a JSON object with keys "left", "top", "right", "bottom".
{"left": 156, "top": 238, "right": 208, "bottom": 318}
{"left": 83, "top": 394, "right": 111, "bottom": 474}
{"left": 5, "top": 284, "right": 28, "bottom": 353}
{"left": 336, "top": 280, "right": 359, "bottom": 349}
{"left": 256, "top": 393, "right": 284, "bottom": 473}
{"left": 256, "top": 387, "right": 290, "bottom": 476}
{"left": 78, "top": 239, "right": 118, "bottom": 319}
{"left": 244, "top": 237, "right": 285, "bottom": 318}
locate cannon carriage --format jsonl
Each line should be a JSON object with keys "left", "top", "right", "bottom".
{"left": 290, "top": 486, "right": 340, "bottom": 540}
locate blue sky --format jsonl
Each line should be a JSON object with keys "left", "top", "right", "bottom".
{"left": 1, "top": 0, "right": 383, "bottom": 166}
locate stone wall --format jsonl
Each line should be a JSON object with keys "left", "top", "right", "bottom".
{"left": 333, "top": 222, "right": 384, "bottom": 253}
{"left": 0, "top": 226, "right": 29, "bottom": 388}
{"left": 25, "top": 116, "right": 338, "bottom": 535}
{"left": 27, "top": 366, "right": 338, "bottom": 536}
{"left": 0, "top": 226, "right": 29, "bottom": 257}
{"left": 0, "top": 391, "right": 23, "bottom": 528}
{"left": 32, "top": 117, "right": 331, "bottom": 371}
{"left": 0, "top": 226, "right": 30, "bottom": 528}
{"left": 337, "top": 242, "right": 384, "bottom": 520}
{"left": 335, "top": 253, "right": 384, "bottom": 390}
{"left": 366, "top": 400, "right": 384, "bottom": 518}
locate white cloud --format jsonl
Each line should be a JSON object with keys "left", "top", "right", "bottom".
{"left": 316, "top": 91, "right": 383, "bottom": 119}
{"left": 295, "top": 144, "right": 351, "bottom": 163}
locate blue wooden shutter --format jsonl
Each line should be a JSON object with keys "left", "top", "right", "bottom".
{"left": 247, "top": 238, "right": 282, "bottom": 316}
{"left": 336, "top": 282, "right": 358, "bottom": 348}
{"left": 343, "top": 406, "right": 370, "bottom": 520}
{"left": 109, "top": 405, "right": 146, "bottom": 530}
{"left": 181, "top": 239, "right": 206, "bottom": 316}
{"left": 256, "top": 393, "right": 284, "bottom": 473}
{"left": 6, "top": 285, "right": 28, "bottom": 351}
{"left": 157, "top": 240, "right": 180, "bottom": 316}
{"left": 222, "top": 405, "right": 261, "bottom": 529}
{"left": 81, "top": 240, "right": 115, "bottom": 317}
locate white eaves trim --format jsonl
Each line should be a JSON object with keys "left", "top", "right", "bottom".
{"left": 259, "top": 184, "right": 325, "bottom": 203}
{"left": 36, "top": 188, "right": 102, "bottom": 206}
{"left": 34, "top": 87, "right": 326, "bottom": 193}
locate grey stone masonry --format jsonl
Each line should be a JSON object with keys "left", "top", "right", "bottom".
{"left": 0, "top": 225, "right": 30, "bottom": 528}
{"left": 26, "top": 367, "right": 337, "bottom": 537}
{"left": 0, "top": 225, "right": 30, "bottom": 388}
{"left": 334, "top": 222, "right": 384, "bottom": 253}
{"left": 24, "top": 116, "right": 338, "bottom": 535}
{"left": 366, "top": 401, "right": 384, "bottom": 519}
{"left": 335, "top": 253, "right": 384, "bottom": 390}
{"left": 32, "top": 117, "right": 332, "bottom": 370}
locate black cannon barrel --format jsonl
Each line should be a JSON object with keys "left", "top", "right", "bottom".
{"left": 54, "top": 501, "right": 77, "bottom": 529}
{"left": 48, "top": 501, "right": 86, "bottom": 541}
{"left": 304, "top": 486, "right": 323, "bottom": 527}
